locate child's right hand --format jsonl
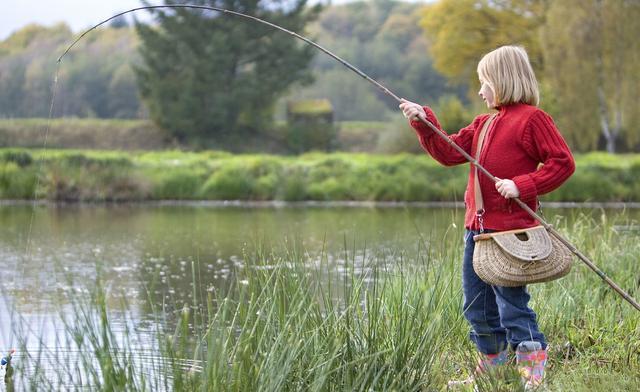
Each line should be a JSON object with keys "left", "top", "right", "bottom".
{"left": 399, "top": 99, "right": 426, "bottom": 122}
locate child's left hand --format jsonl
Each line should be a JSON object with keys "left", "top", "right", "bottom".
{"left": 495, "top": 179, "right": 520, "bottom": 198}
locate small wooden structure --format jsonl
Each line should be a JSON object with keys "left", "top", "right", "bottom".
{"left": 285, "top": 99, "right": 335, "bottom": 153}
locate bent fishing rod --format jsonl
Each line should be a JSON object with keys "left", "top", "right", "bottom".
{"left": 59, "top": 5, "right": 640, "bottom": 312}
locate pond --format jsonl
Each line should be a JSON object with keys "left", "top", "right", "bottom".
{"left": 0, "top": 203, "right": 638, "bottom": 388}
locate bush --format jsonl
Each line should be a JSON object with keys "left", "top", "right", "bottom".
{"left": 432, "top": 95, "right": 475, "bottom": 132}
{"left": 200, "top": 166, "right": 257, "bottom": 200}
{"left": 0, "top": 162, "right": 37, "bottom": 198}
{"left": 1, "top": 150, "right": 33, "bottom": 167}
{"left": 1, "top": 149, "right": 640, "bottom": 202}
{"left": 375, "top": 118, "right": 424, "bottom": 154}
{"left": 153, "top": 169, "right": 206, "bottom": 199}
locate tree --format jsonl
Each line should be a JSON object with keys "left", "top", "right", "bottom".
{"left": 541, "top": 0, "right": 640, "bottom": 152}
{"left": 0, "top": 23, "right": 141, "bottom": 119}
{"left": 420, "top": 0, "right": 546, "bottom": 96}
{"left": 289, "top": 1, "right": 457, "bottom": 121}
{"left": 135, "top": 0, "right": 322, "bottom": 148}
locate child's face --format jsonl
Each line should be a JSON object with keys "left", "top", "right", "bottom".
{"left": 478, "top": 78, "right": 496, "bottom": 109}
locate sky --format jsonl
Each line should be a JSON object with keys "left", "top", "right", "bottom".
{"left": 0, "top": 0, "right": 155, "bottom": 39}
{"left": 2, "top": 0, "right": 407, "bottom": 40}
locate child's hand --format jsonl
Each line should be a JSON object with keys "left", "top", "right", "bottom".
{"left": 399, "top": 99, "right": 426, "bottom": 122}
{"left": 495, "top": 179, "right": 520, "bottom": 199}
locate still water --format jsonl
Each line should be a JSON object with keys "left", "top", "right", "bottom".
{"left": 0, "top": 203, "right": 638, "bottom": 387}
{"left": 1, "top": 204, "right": 468, "bottom": 311}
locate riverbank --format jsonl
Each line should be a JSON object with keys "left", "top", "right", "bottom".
{"left": 3, "top": 199, "right": 640, "bottom": 209}
{"left": 1, "top": 148, "right": 639, "bottom": 202}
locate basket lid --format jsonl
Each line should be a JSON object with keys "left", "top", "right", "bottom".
{"left": 476, "top": 226, "right": 553, "bottom": 261}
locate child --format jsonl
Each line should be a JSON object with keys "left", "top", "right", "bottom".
{"left": 399, "top": 45, "right": 575, "bottom": 389}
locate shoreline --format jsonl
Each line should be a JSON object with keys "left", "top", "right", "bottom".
{"left": 2, "top": 200, "right": 640, "bottom": 209}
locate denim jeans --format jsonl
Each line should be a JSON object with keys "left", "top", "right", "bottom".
{"left": 462, "top": 229, "right": 546, "bottom": 354}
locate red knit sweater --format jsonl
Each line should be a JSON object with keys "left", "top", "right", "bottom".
{"left": 410, "top": 103, "right": 575, "bottom": 231}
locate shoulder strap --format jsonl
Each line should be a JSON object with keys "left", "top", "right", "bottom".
{"left": 474, "top": 114, "right": 497, "bottom": 214}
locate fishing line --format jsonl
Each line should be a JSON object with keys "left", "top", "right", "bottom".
{"left": 9, "top": 61, "right": 63, "bottom": 372}
{"left": 25, "top": 65, "right": 61, "bottom": 262}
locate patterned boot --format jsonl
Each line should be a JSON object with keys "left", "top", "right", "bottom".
{"left": 447, "top": 349, "right": 509, "bottom": 389}
{"left": 516, "top": 341, "right": 547, "bottom": 390}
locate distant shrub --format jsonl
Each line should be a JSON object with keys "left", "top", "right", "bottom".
{"left": 0, "top": 162, "right": 37, "bottom": 198}
{"left": 337, "top": 121, "right": 390, "bottom": 152}
{"left": 61, "top": 154, "right": 132, "bottom": 169}
{"left": 200, "top": 166, "right": 257, "bottom": 200}
{"left": 375, "top": 118, "right": 424, "bottom": 154}
{"left": 433, "top": 95, "right": 475, "bottom": 132}
{"left": 1, "top": 150, "right": 33, "bottom": 167}
{"left": 153, "top": 169, "right": 205, "bottom": 199}
{"left": 276, "top": 165, "right": 308, "bottom": 201}
{"left": 545, "top": 166, "right": 630, "bottom": 202}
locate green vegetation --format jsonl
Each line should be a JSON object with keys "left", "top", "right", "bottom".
{"left": 421, "top": 0, "right": 640, "bottom": 152}
{"left": 286, "top": 99, "right": 336, "bottom": 153}
{"left": 0, "top": 1, "right": 460, "bottom": 141}
{"left": 12, "top": 213, "right": 640, "bottom": 390}
{"left": 1, "top": 148, "right": 640, "bottom": 202}
{"left": 2, "top": 1, "right": 639, "bottom": 152}
{"left": 288, "top": 99, "right": 333, "bottom": 115}
{"left": 287, "top": 1, "right": 463, "bottom": 121}
{"left": 541, "top": 0, "right": 640, "bottom": 153}
{"left": 0, "top": 118, "right": 168, "bottom": 149}
{"left": 0, "top": 23, "right": 140, "bottom": 119}
{"left": 135, "top": 0, "right": 322, "bottom": 148}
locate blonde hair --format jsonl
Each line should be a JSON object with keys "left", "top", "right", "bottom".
{"left": 477, "top": 45, "right": 539, "bottom": 107}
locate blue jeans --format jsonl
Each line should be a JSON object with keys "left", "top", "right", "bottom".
{"left": 462, "top": 229, "right": 546, "bottom": 354}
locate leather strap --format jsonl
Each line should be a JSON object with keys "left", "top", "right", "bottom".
{"left": 474, "top": 114, "right": 497, "bottom": 214}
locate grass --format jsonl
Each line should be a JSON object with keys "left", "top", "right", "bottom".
{"left": 2, "top": 148, "right": 640, "bottom": 202}
{"left": 4, "top": 212, "right": 640, "bottom": 390}
{"left": 0, "top": 118, "right": 169, "bottom": 150}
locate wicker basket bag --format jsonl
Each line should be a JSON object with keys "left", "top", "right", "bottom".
{"left": 470, "top": 114, "right": 573, "bottom": 286}
{"left": 472, "top": 226, "right": 573, "bottom": 287}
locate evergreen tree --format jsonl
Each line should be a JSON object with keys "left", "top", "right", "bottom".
{"left": 135, "top": 0, "right": 322, "bottom": 148}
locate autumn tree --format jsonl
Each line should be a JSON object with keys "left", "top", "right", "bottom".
{"left": 541, "top": 0, "right": 640, "bottom": 152}
{"left": 420, "top": 0, "right": 546, "bottom": 95}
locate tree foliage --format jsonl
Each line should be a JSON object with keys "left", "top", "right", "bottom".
{"left": 420, "top": 0, "right": 545, "bottom": 94}
{"left": 420, "top": 0, "right": 640, "bottom": 152}
{"left": 135, "top": 0, "right": 322, "bottom": 147}
{"left": 0, "top": 1, "right": 459, "bottom": 128}
{"left": 0, "top": 24, "right": 142, "bottom": 119}
{"left": 541, "top": 0, "right": 640, "bottom": 152}
{"left": 290, "top": 0, "right": 462, "bottom": 121}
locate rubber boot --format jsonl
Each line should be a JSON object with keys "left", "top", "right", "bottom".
{"left": 516, "top": 341, "right": 547, "bottom": 390}
{"left": 447, "top": 349, "right": 509, "bottom": 390}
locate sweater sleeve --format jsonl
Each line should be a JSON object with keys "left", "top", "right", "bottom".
{"left": 410, "top": 106, "right": 485, "bottom": 167}
{"left": 512, "top": 110, "right": 576, "bottom": 203}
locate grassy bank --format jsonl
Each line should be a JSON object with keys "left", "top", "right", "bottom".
{"left": 1, "top": 148, "right": 640, "bottom": 202}
{"left": 9, "top": 214, "right": 640, "bottom": 390}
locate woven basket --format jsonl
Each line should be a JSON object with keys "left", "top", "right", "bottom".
{"left": 472, "top": 226, "right": 573, "bottom": 287}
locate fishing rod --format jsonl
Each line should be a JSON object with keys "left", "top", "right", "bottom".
{"left": 59, "top": 4, "right": 640, "bottom": 312}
